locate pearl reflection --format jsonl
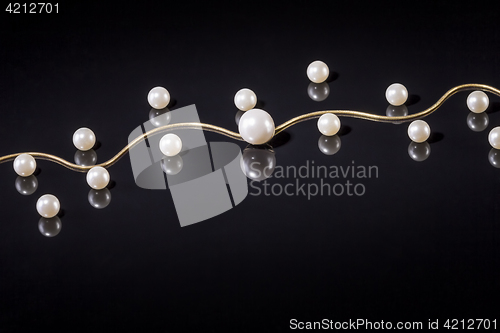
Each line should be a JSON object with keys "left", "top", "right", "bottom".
{"left": 161, "top": 155, "right": 183, "bottom": 175}
{"left": 467, "top": 112, "right": 489, "bottom": 132}
{"left": 149, "top": 107, "right": 171, "bottom": 127}
{"left": 88, "top": 188, "right": 112, "bottom": 209}
{"left": 74, "top": 149, "right": 97, "bottom": 166}
{"left": 408, "top": 142, "right": 431, "bottom": 162}
{"left": 15, "top": 175, "right": 38, "bottom": 195}
{"left": 386, "top": 105, "right": 408, "bottom": 124}
{"left": 235, "top": 110, "right": 245, "bottom": 126}
{"left": 488, "top": 148, "right": 500, "bottom": 168}
{"left": 38, "top": 216, "right": 62, "bottom": 237}
{"left": 240, "top": 146, "right": 276, "bottom": 181}
{"left": 318, "top": 135, "right": 341, "bottom": 155}
{"left": 307, "top": 82, "right": 330, "bottom": 102}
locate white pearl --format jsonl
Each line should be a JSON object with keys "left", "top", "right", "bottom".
{"left": 159, "top": 133, "right": 182, "bottom": 156}
{"left": 86, "top": 166, "right": 110, "bottom": 190}
{"left": 467, "top": 91, "right": 489, "bottom": 113}
{"left": 36, "top": 194, "right": 60, "bottom": 218}
{"left": 238, "top": 108, "right": 275, "bottom": 145}
{"left": 148, "top": 86, "right": 170, "bottom": 109}
{"left": 13, "top": 153, "right": 36, "bottom": 177}
{"left": 488, "top": 127, "right": 500, "bottom": 149}
{"left": 307, "top": 60, "right": 329, "bottom": 83}
{"left": 317, "top": 113, "right": 341, "bottom": 136}
{"left": 407, "top": 120, "right": 431, "bottom": 143}
{"left": 73, "top": 127, "right": 96, "bottom": 151}
{"left": 234, "top": 88, "right": 257, "bottom": 111}
{"left": 386, "top": 83, "right": 408, "bottom": 106}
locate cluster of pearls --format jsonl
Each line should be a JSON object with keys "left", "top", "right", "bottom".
{"left": 464, "top": 91, "right": 499, "bottom": 150}
{"left": 235, "top": 61, "right": 333, "bottom": 145}
{"left": 13, "top": 153, "right": 63, "bottom": 236}
{"left": 13, "top": 123, "right": 112, "bottom": 236}
{"left": 463, "top": 90, "right": 500, "bottom": 150}
{"left": 71, "top": 127, "right": 112, "bottom": 190}
{"left": 232, "top": 87, "right": 276, "bottom": 145}
{"left": 383, "top": 83, "right": 431, "bottom": 144}
{"left": 146, "top": 86, "right": 184, "bottom": 157}
{"left": 10, "top": 62, "right": 500, "bottom": 237}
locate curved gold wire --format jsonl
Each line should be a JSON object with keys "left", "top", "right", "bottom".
{"left": 1, "top": 83, "right": 498, "bottom": 172}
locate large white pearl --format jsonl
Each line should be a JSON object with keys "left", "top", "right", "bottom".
{"left": 86, "top": 166, "right": 110, "bottom": 190}
{"left": 148, "top": 86, "right": 170, "bottom": 109}
{"left": 238, "top": 108, "right": 275, "bottom": 145}
{"left": 234, "top": 88, "right": 257, "bottom": 111}
{"left": 386, "top": 83, "right": 408, "bottom": 106}
{"left": 36, "top": 194, "right": 60, "bottom": 218}
{"left": 307, "top": 60, "right": 329, "bottom": 83}
{"left": 73, "top": 127, "right": 96, "bottom": 151}
{"left": 159, "top": 133, "right": 182, "bottom": 156}
{"left": 317, "top": 113, "right": 341, "bottom": 136}
{"left": 407, "top": 120, "right": 431, "bottom": 143}
{"left": 13, "top": 153, "right": 36, "bottom": 177}
{"left": 488, "top": 127, "right": 500, "bottom": 149}
{"left": 467, "top": 91, "right": 489, "bottom": 113}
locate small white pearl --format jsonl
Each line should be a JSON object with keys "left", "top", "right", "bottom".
{"left": 159, "top": 133, "right": 182, "bottom": 156}
{"left": 386, "top": 83, "right": 408, "bottom": 106}
{"left": 407, "top": 120, "right": 431, "bottom": 143}
{"left": 13, "top": 153, "right": 36, "bottom": 177}
{"left": 317, "top": 113, "right": 341, "bottom": 136}
{"left": 467, "top": 91, "right": 489, "bottom": 113}
{"left": 238, "top": 108, "right": 275, "bottom": 145}
{"left": 73, "top": 127, "right": 96, "bottom": 151}
{"left": 307, "top": 60, "right": 329, "bottom": 83}
{"left": 148, "top": 86, "right": 170, "bottom": 109}
{"left": 488, "top": 127, "right": 500, "bottom": 149}
{"left": 234, "top": 88, "right": 257, "bottom": 111}
{"left": 86, "top": 166, "right": 110, "bottom": 190}
{"left": 36, "top": 194, "right": 60, "bottom": 218}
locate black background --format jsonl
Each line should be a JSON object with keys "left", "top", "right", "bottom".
{"left": 1, "top": 1, "right": 500, "bottom": 332}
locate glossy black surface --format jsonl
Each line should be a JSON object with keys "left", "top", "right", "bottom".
{"left": 1, "top": 2, "right": 500, "bottom": 331}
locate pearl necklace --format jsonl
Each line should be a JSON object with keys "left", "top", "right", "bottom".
{"left": 2, "top": 60, "right": 500, "bottom": 235}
